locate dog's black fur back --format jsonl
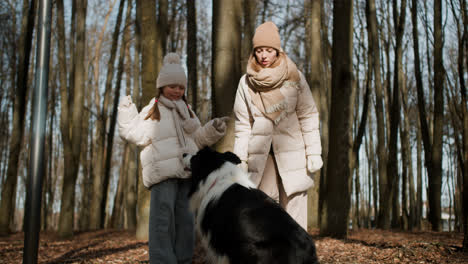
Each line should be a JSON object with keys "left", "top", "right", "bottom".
{"left": 202, "top": 185, "right": 318, "bottom": 263}
{"left": 186, "top": 147, "right": 319, "bottom": 264}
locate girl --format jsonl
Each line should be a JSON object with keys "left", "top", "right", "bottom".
{"left": 118, "top": 53, "right": 228, "bottom": 264}
{"left": 233, "top": 21, "right": 323, "bottom": 230}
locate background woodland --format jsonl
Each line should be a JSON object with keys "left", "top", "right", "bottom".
{"left": 0, "top": 0, "right": 466, "bottom": 252}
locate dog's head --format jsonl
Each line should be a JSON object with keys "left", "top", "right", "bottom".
{"left": 183, "top": 146, "right": 241, "bottom": 197}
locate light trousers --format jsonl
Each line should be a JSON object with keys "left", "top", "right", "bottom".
{"left": 257, "top": 153, "right": 308, "bottom": 230}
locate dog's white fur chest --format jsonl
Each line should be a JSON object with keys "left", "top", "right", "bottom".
{"left": 189, "top": 163, "right": 255, "bottom": 221}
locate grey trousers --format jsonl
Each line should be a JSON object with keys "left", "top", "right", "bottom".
{"left": 149, "top": 179, "right": 194, "bottom": 264}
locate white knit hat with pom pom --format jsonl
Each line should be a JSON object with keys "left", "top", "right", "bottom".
{"left": 156, "top": 53, "right": 187, "bottom": 89}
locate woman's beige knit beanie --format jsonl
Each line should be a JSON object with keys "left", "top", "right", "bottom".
{"left": 252, "top": 21, "right": 282, "bottom": 51}
{"left": 156, "top": 53, "right": 187, "bottom": 89}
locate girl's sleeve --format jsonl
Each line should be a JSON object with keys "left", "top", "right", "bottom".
{"left": 118, "top": 103, "right": 152, "bottom": 147}
{"left": 233, "top": 77, "right": 251, "bottom": 163}
{"left": 296, "top": 72, "right": 321, "bottom": 156}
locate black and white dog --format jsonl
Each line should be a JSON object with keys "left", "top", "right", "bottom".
{"left": 183, "top": 147, "right": 319, "bottom": 264}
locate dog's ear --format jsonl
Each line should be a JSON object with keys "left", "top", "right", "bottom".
{"left": 222, "top": 151, "right": 241, "bottom": 165}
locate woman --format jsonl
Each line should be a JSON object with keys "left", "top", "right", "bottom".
{"left": 233, "top": 21, "right": 323, "bottom": 230}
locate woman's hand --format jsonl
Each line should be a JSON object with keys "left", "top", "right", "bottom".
{"left": 307, "top": 155, "right": 323, "bottom": 173}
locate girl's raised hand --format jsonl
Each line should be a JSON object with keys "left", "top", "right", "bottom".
{"left": 119, "top": 95, "right": 133, "bottom": 107}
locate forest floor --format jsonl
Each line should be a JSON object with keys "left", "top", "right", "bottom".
{"left": 0, "top": 228, "right": 466, "bottom": 263}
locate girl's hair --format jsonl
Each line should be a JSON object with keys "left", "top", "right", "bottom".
{"left": 145, "top": 93, "right": 194, "bottom": 121}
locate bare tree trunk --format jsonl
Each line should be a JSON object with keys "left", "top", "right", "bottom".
{"left": 320, "top": 0, "right": 353, "bottom": 239}
{"left": 78, "top": 95, "right": 91, "bottom": 231}
{"left": 0, "top": 0, "right": 36, "bottom": 235}
{"left": 110, "top": 146, "right": 128, "bottom": 229}
{"left": 366, "top": 117, "right": 378, "bottom": 227}
{"left": 138, "top": 0, "right": 159, "bottom": 103}
{"left": 416, "top": 124, "right": 423, "bottom": 229}
{"left": 365, "top": 0, "right": 388, "bottom": 229}
{"left": 102, "top": 0, "right": 129, "bottom": 230}
{"left": 186, "top": 0, "right": 197, "bottom": 109}
{"left": 365, "top": 134, "right": 373, "bottom": 228}
{"left": 126, "top": 0, "right": 140, "bottom": 229}
{"left": 88, "top": 0, "right": 125, "bottom": 230}
{"left": 241, "top": 0, "right": 256, "bottom": 73}
{"left": 306, "top": 0, "right": 322, "bottom": 230}
{"left": 429, "top": 0, "right": 445, "bottom": 231}
{"left": 0, "top": 5, "right": 16, "bottom": 188}
{"left": 108, "top": 2, "right": 131, "bottom": 229}
{"left": 135, "top": 0, "right": 158, "bottom": 240}
{"left": 58, "top": 0, "right": 87, "bottom": 237}
{"left": 452, "top": 0, "right": 468, "bottom": 250}
{"left": 212, "top": 0, "right": 242, "bottom": 152}
{"left": 401, "top": 78, "right": 415, "bottom": 230}
{"left": 400, "top": 122, "right": 409, "bottom": 230}
{"left": 42, "top": 59, "right": 57, "bottom": 231}
{"left": 319, "top": 0, "right": 331, "bottom": 230}
{"left": 411, "top": 0, "right": 428, "bottom": 231}
{"left": 157, "top": 0, "right": 168, "bottom": 54}
{"left": 386, "top": 0, "right": 407, "bottom": 230}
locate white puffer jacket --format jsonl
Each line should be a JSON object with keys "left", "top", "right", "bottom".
{"left": 118, "top": 98, "right": 224, "bottom": 188}
{"left": 233, "top": 72, "right": 321, "bottom": 196}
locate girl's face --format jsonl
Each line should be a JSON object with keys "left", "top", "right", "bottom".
{"left": 254, "top": 47, "right": 278, "bottom": 68}
{"left": 161, "top": 85, "right": 185, "bottom": 101}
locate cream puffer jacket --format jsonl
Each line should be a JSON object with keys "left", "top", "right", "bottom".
{"left": 233, "top": 72, "right": 321, "bottom": 196}
{"left": 118, "top": 98, "right": 224, "bottom": 188}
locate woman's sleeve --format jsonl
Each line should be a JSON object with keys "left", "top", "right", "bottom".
{"left": 296, "top": 72, "right": 322, "bottom": 156}
{"left": 118, "top": 103, "right": 152, "bottom": 147}
{"left": 233, "top": 78, "right": 251, "bottom": 162}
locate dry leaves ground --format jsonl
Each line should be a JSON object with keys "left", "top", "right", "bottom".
{"left": 0, "top": 229, "right": 466, "bottom": 263}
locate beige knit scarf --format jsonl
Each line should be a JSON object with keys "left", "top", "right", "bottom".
{"left": 158, "top": 95, "right": 190, "bottom": 148}
{"left": 246, "top": 53, "right": 300, "bottom": 124}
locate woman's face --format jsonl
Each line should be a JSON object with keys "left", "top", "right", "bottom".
{"left": 161, "top": 85, "right": 185, "bottom": 101}
{"left": 254, "top": 47, "right": 278, "bottom": 68}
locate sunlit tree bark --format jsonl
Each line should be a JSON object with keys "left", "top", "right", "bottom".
{"left": 212, "top": 0, "right": 242, "bottom": 152}
{"left": 365, "top": 0, "right": 388, "bottom": 229}
{"left": 135, "top": 0, "right": 159, "bottom": 240}
{"left": 57, "top": 0, "right": 88, "bottom": 237}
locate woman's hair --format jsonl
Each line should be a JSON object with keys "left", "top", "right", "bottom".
{"left": 144, "top": 92, "right": 194, "bottom": 121}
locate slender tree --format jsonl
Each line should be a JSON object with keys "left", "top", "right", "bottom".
{"left": 411, "top": 0, "right": 427, "bottom": 231}
{"left": 186, "top": 0, "right": 197, "bottom": 109}
{"left": 109, "top": 1, "right": 132, "bottom": 229}
{"left": 57, "top": 0, "right": 88, "bottom": 237}
{"left": 401, "top": 77, "right": 416, "bottom": 230}
{"left": 320, "top": 0, "right": 354, "bottom": 238}
{"left": 88, "top": 0, "right": 125, "bottom": 230}
{"left": 212, "top": 0, "right": 242, "bottom": 151}
{"left": 383, "top": 0, "right": 407, "bottom": 229}
{"left": 306, "top": 0, "right": 323, "bottom": 230}
{"left": 135, "top": 0, "right": 159, "bottom": 239}
{"left": 365, "top": 0, "right": 388, "bottom": 229}
{"left": 241, "top": 0, "right": 257, "bottom": 73}
{"left": 428, "top": 0, "right": 445, "bottom": 232}
{"left": 448, "top": 0, "right": 467, "bottom": 250}
{"left": 126, "top": 0, "right": 140, "bottom": 230}
{"left": 318, "top": 0, "right": 332, "bottom": 230}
